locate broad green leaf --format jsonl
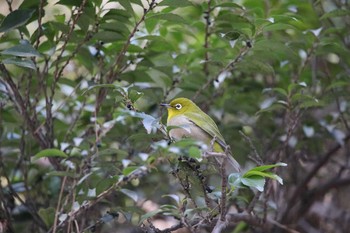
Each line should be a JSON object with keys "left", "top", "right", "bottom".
{"left": 321, "top": 9, "right": 350, "bottom": 20}
{"left": 287, "top": 82, "right": 307, "bottom": 94}
{"left": 1, "top": 44, "right": 41, "bottom": 57}
{"left": 130, "top": 112, "right": 159, "bottom": 134}
{"left": 255, "top": 104, "right": 286, "bottom": 115}
{"left": 172, "top": 138, "right": 199, "bottom": 148}
{"left": 241, "top": 176, "right": 265, "bottom": 192}
{"left": 162, "top": 194, "right": 180, "bottom": 205}
{"left": 325, "top": 81, "right": 350, "bottom": 91}
{"left": 158, "top": 0, "right": 193, "bottom": 7}
{"left": 47, "top": 171, "right": 77, "bottom": 178}
{"left": 146, "top": 13, "right": 187, "bottom": 24}
{"left": 214, "top": 2, "right": 244, "bottom": 9}
{"left": 128, "top": 90, "right": 144, "bottom": 103}
{"left": 120, "top": 188, "right": 138, "bottom": 202}
{"left": 93, "top": 31, "right": 125, "bottom": 43}
{"left": 96, "top": 176, "right": 118, "bottom": 195}
{"left": 32, "top": 149, "right": 68, "bottom": 161}
{"left": 244, "top": 170, "right": 283, "bottom": 185}
{"left": 272, "top": 88, "right": 288, "bottom": 97}
{"left": 299, "top": 99, "right": 324, "bottom": 109}
{"left": 100, "top": 22, "right": 130, "bottom": 34}
{"left": 82, "top": 84, "right": 125, "bottom": 95}
{"left": 263, "top": 23, "right": 296, "bottom": 32}
{"left": 188, "top": 146, "right": 201, "bottom": 159}
{"left": 139, "top": 209, "right": 162, "bottom": 223}
{"left": 122, "top": 166, "right": 139, "bottom": 176}
{"left": 0, "top": 9, "right": 35, "bottom": 33}
{"left": 103, "top": 9, "right": 132, "bottom": 21}
{"left": 57, "top": 0, "right": 92, "bottom": 7}
{"left": 237, "top": 60, "right": 275, "bottom": 75}
{"left": 119, "top": 0, "right": 135, "bottom": 16}
{"left": 38, "top": 207, "right": 55, "bottom": 227}
{"left": 99, "top": 148, "right": 128, "bottom": 157}
{"left": 246, "top": 163, "right": 287, "bottom": 172}
{"left": 2, "top": 58, "right": 36, "bottom": 70}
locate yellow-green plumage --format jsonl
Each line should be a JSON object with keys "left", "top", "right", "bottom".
{"left": 162, "top": 97, "right": 241, "bottom": 174}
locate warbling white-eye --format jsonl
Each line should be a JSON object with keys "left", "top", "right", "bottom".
{"left": 161, "top": 97, "right": 241, "bottom": 174}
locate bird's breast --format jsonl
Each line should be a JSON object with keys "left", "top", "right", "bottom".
{"left": 168, "top": 115, "right": 210, "bottom": 143}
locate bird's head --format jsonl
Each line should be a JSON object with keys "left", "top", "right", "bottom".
{"left": 161, "top": 98, "right": 197, "bottom": 120}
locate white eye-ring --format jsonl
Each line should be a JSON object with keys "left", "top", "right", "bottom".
{"left": 175, "top": 103, "right": 182, "bottom": 110}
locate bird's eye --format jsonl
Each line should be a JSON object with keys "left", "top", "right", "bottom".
{"left": 175, "top": 104, "right": 182, "bottom": 110}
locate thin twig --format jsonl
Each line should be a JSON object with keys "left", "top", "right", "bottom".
{"left": 95, "top": 0, "right": 158, "bottom": 112}
{"left": 203, "top": 0, "right": 212, "bottom": 77}
{"left": 52, "top": 172, "right": 69, "bottom": 233}
{"left": 0, "top": 63, "right": 48, "bottom": 148}
{"left": 48, "top": 166, "right": 150, "bottom": 233}
{"left": 193, "top": 46, "right": 250, "bottom": 101}
{"left": 34, "top": 0, "right": 45, "bottom": 49}
{"left": 281, "top": 133, "right": 350, "bottom": 223}
{"left": 239, "top": 130, "right": 263, "bottom": 165}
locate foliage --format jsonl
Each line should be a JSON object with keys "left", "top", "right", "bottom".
{"left": 0, "top": 0, "right": 350, "bottom": 232}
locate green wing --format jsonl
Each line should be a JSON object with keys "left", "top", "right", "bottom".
{"left": 185, "top": 110, "right": 241, "bottom": 172}
{"left": 184, "top": 111, "right": 227, "bottom": 149}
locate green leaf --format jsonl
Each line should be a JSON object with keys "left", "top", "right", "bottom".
{"left": 0, "top": 9, "right": 35, "bottom": 33}
{"left": 82, "top": 84, "right": 125, "bottom": 95}
{"left": 255, "top": 103, "right": 286, "bottom": 115}
{"left": 139, "top": 209, "right": 162, "bottom": 223}
{"left": 131, "top": 112, "right": 159, "bottom": 134}
{"left": 263, "top": 23, "right": 296, "bottom": 32}
{"left": 188, "top": 146, "right": 201, "bottom": 159}
{"left": 47, "top": 171, "right": 78, "bottom": 178}
{"left": 244, "top": 171, "right": 283, "bottom": 185}
{"left": 38, "top": 207, "right": 55, "bottom": 227}
{"left": 146, "top": 13, "right": 187, "bottom": 24}
{"left": 1, "top": 44, "right": 41, "bottom": 57}
{"left": 247, "top": 163, "right": 287, "bottom": 172}
{"left": 57, "top": 0, "right": 92, "bottom": 7}
{"left": 122, "top": 166, "right": 139, "bottom": 176}
{"left": 214, "top": 2, "right": 244, "bottom": 9}
{"left": 93, "top": 31, "right": 124, "bottom": 43}
{"left": 157, "top": 0, "right": 193, "bottom": 7}
{"left": 2, "top": 58, "right": 36, "bottom": 70}
{"left": 299, "top": 99, "right": 324, "bottom": 109}
{"left": 119, "top": 0, "right": 135, "bottom": 16}
{"left": 162, "top": 194, "right": 180, "bottom": 205}
{"left": 128, "top": 89, "right": 144, "bottom": 103}
{"left": 120, "top": 188, "right": 138, "bottom": 202}
{"left": 321, "top": 9, "right": 350, "bottom": 20}
{"left": 171, "top": 138, "right": 199, "bottom": 148}
{"left": 32, "top": 149, "right": 68, "bottom": 161}
{"left": 237, "top": 60, "right": 275, "bottom": 75}
{"left": 241, "top": 176, "right": 265, "bottom": 192}
{"left": 272, "top": 88, "right": 288, "bottom": 97}
{"left": 325, "top": 81, "right": 350, "bottom": 91}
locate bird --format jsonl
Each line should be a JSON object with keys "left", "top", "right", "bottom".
{"left": 161, "top": 97, "right": 241, "bottom": 175}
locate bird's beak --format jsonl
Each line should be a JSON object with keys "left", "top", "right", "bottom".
{"left": 160, "top": 103, "right": 171, "bottom": 108}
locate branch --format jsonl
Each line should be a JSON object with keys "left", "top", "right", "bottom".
{"left": 46, "top": 0, "right": 89, "bottom": 147}
{"left": 158, "top": 222, "right": 184, "bottom": 233}
{"left": 239, "top": 130, "right": 263, "bottom": 165}
{"left": 281, "top": 133, "right": 350, "bottom": 223}
{"left": 48, "top": 166, "right": 150, "bottom": 233}
{"left": 95, "top": 0, "right": 158, "bottom": 112}
{"left": 34, "top": 0, "right": 45, "bottom": 49}
{"left": 290, "top": 176, "right": 350, "bottom": 225}
{"left": 202, "top": 0, "right": 212, "bottom": 77}
{"left": 193, "top": 45, "right": 250, "bottom": 100}
{"left": 0, "top": 63, "right": 48, "bottom": 149}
